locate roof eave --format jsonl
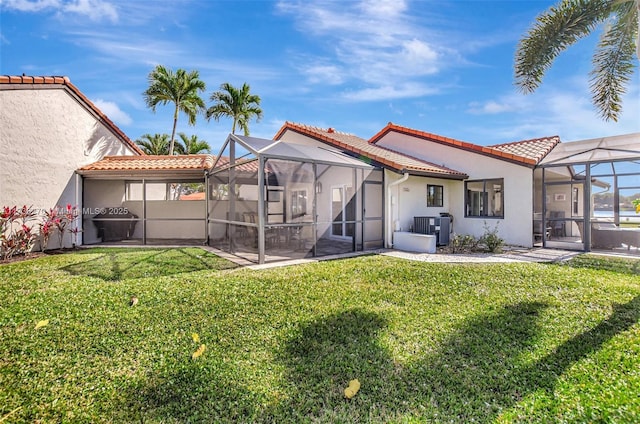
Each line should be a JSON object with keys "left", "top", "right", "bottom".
{"left": 77, "top": 169, "right": 208, "bottom": 179}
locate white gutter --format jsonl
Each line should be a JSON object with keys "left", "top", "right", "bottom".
{"left": 386, "top": 172, "right": 409, "bottom": 248}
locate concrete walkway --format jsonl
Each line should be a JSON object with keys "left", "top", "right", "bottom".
{"left": 206, "top": 247, "right": 584, "bottom": 270}
{"left": 381, "top": 247, "right": 583, "bottom": 264}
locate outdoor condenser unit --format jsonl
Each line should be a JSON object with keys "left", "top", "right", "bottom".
{"left": 414, "top": 216, "right": 450, "bottom": 246}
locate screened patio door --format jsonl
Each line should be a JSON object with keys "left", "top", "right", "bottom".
{"left": 331, "top": 186, "right": 355, "bottom": 238}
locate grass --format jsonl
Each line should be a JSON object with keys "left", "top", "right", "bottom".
{"left": 1, "top": 248, "right": 639, "bottom": 423}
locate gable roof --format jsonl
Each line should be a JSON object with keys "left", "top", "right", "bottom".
{"left": 0, "top": 75, "right": 144, "bottom": 155}
{"left": 489, "top": 136, "right": 560, "bottom": 164}
{"left": 274, "top": 122, "right": 468, "bottom": 179}
{"left": 369, "top": 122, "right": 558, "bottom": 167}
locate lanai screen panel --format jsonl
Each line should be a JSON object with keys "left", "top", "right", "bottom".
{"left": 208, "top": 134, "right": 380, "bottom": 263}
{"left": 538, "top": 133, "right": 640, "bottom": 254}
{"left": 208, "top": 136, "right": 260, "bottom": 258}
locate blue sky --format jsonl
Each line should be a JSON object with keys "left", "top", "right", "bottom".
{"left": 1, "top": 0, "right": 639, "bottom": 153}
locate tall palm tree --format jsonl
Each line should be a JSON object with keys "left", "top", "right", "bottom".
{"left": 515, "top": 0, "right": 639, "bottom": 121}
{"left": 135, "top": 133, "right": 170, "bottom": 155}
{"left": 143, "top": 65, "right": 206, "bottom": 154}
{"left": 175, "top": 133, "right": 211, "bottom": 155}
{"left": 206, "top": 82, "right": 263, "bottom": 135}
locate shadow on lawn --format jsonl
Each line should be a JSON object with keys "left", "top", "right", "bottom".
{"left": 124, "top": 297, "right": 640, "bottom": 422}
{"left": 60, "top": 248, "right": 237, "bottom": 281}
{"left": 274, "top": 298, "right": 640, "bottom": 422}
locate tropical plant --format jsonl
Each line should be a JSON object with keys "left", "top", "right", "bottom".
{"left": 175, "top": 133, "right": 211, "bottom": 155}
{"left": 1, "top": 205, "right": 38, "bottom": 260}
{"left": 135, "top": 133, "right": 170, "bottom": 155}
{"left": 206, "top": 82, "right": 263, "bottom": 136}
{"left": 143, "top": 65, "right": 206, "bottom": 154}
{"left": 515, "top": 0, "right": 639, "bottom": 121}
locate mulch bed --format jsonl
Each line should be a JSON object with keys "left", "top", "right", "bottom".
{"left": 0, "top": 250, "right": 69, "bottom": 266}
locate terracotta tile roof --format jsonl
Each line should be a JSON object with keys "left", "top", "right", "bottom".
{"left": 0, "top": 75, "right": 144, "bottom": 155}
{"left": 212, "top": 156, "right": 260, "bottom": 173}
{"left": 369, "top": 122, "right": 549, "bottom": 167}
{"left": 274, "top": 122, "right": 468, "bottom": 179}
{"left": 489, "top": 136, "right": 560, "bottom": 164}
{"left": 79, "top": 155, "right": 214, "bottom": 171}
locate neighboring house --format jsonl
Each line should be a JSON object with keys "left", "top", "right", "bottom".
{"left": 0, "top": 75, "right": 143, "bottom": 246}
{"left": 275, "top": 122, "right": 559, "bottom": 249}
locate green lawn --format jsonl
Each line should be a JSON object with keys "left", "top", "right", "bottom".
{"left": 1, "top": 248, "right": 639, "bottom": 423}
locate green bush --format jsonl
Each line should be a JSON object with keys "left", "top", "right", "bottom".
{"left": 448, "top": 234, "right": 479, "bottom": 253}
{"left": 479, "top": 221, "right": 504, "bottom": 253}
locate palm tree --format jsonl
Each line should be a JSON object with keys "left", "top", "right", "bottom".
{"left": 135, "top": 133, "right": 170, "bottom": 155}
{"left": 515, "top": 0, "right": 639, "bottom": 121}
{"left": 175, "top": 133, "right": 211, "bottom": 155}
{"left": 206, "top": 82, "right": 263, "bottom": 135}
{"left": 143, "top": 65, "right": 206, "bottom": 154}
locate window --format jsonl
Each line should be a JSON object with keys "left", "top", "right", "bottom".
{"left": 465, "top": 179, "right": 504, "bottom": 218}
{"left": 126, "top": 181, "right": 205, "bottom": 201}
{"left": 427, "top": 185, "right": 443, "bottom": 207}
{"left": 290, "top": 190, "right": 307, "bottom": 218}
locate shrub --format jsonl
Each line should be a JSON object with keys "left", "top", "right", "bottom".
{"left": 449, "top": 234, "right": 480, "bottom": 253}
{"left": 1, "top": 205, "right": 38, "bottom": 260}
{"left": 1, "top": 204, "right": 80, "bottom": 259}
{"left": 479, "top": 221, "right": 504, "bottom": 253}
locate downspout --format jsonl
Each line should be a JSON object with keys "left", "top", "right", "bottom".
{"left": 204, "top": 170, "right": 209, "bottom": 245}
{"left": 386, "top": 172, "right": 409, "bottom": 248}
{"left": 75, "top": 172, "right": 83, "bottom": 246}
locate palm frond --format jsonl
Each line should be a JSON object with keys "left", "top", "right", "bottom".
{"left": 135, "top": 133, "right": 170, "bottom": 155}
{"left": 515, "top": 0, "right": 612, "bottom": 93}
{"left": 590, "top": 0, "right": 638, "bottom": 120}
{"left": 142, "top": 65, "right": 206, "bottom": 154}
{"left": 206, "top": 82, "right": 262, "bottom": 135}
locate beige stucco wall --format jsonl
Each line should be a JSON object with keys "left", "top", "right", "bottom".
{"left": 375, "top": 132, "right": 535, "bottom": 247}
{"left": 0, "top": 86, "right": 138, "bottom": 247}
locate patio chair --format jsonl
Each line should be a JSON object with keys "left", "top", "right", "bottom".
{"left": 548, "top": 211, "right": 566, "bottom": 237}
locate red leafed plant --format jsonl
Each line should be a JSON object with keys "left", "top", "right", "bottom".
{"left": 1, "top": 205, "right": 38, "bottom": 260}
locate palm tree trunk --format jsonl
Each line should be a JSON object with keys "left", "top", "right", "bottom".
{"left": 169, "top": 105, "right": 179, "bottom": 155}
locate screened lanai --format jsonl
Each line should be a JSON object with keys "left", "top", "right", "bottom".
{"left": 208, "top": 134, "right": 384, "bottom": 264}
{"left": 534, "top": 133, "right": 640, "bottom": 255}
{"left": 78, "top": 155, "right": 212, "bottom": 245}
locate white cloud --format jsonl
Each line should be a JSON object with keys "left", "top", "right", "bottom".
{"left": 277, "top": 0, "right": 454, "bottom": 101}
{"left": 465, "top": 81, "right": 640, "bottom": 143}
{"left": 467, "top": 95, "right": 530, "bottom": 115}
{"left": 3, "top": 0, "right": 118, "bottom": 22}
{"left": 342, "top": 82, "right": 439, "bottom": 102}
{"left": 92, "top": 98, "right": 132, "bottom": 126}
{"left": 300, "top": 63, "right": 345, "bottom": 85}
{"left": 62, "top": 0, "right": 118, "bottom": 23}
{"left": 2, "top": 0, "right": 60, "bottom": 12}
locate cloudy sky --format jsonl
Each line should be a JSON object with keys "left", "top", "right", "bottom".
{"left": 1, "top": 0, "right": 639, "bottom": 152}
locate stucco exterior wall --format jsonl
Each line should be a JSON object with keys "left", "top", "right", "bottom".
{"left": 376, "top": 132, "right": 535, "bottom": 247}
{"left": 385, "top": 172, "right": 457, "bottom": 232}
{"left": 0, "top": 86, "right": 138, "bottom": 247}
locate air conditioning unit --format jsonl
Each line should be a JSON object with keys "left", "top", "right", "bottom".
{"left": 414, "top": 216, "right": 450, "bottom": 246}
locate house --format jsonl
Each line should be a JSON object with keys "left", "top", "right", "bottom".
{"left": 0, "top": 75, "right": 143, "bottom": 247}
{"left": 274, "top": 122, "right": 560, "bottom": 249}
{"left": 2, "top": 75, "right": 638, "bottom": 262}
